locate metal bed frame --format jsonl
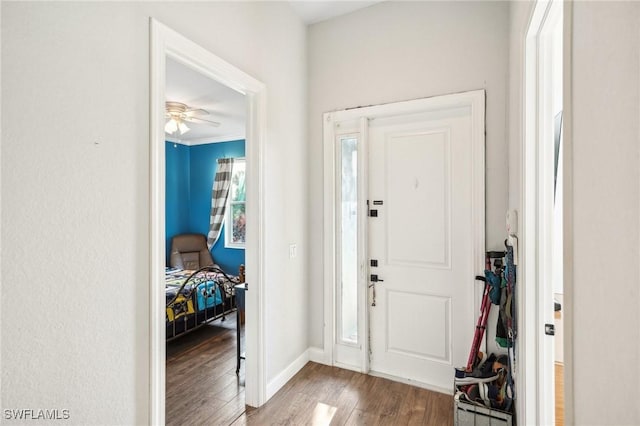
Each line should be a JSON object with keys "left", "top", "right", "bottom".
{"left": 165, "top": 266, "right": 241, "bottom": 342}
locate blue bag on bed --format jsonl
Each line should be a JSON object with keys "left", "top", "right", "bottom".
{"left": 196, "top": 281, "right": 223, "bottom": 311}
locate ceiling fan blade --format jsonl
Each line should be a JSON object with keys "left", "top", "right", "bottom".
{"left": 184, "top": 108, "right": 209, "bottom": 116}
{"left": 185, "top": 116, "right": 221, "bottom": 127}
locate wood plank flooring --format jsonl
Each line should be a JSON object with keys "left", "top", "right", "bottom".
{"left": 236, "top": 363, "right": 453, "bottom": 425}
{"left": 556, "top": 362, "right": 564, "bottom": 426}
{"left": 166, "top": 316, "right": 453, "bottom": 425}
{"left": 166, "top": 317, "right": 245, "bottom": 426}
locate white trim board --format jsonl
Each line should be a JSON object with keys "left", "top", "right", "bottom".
{"left": 149, "top": 19, "right": 267, "bottom": 425}
{"left": 368, "top": 370, "right": 453, "bottom": 396}
{"left": 308, "top": 347, "right": 328, "bottom": 365}
{"left": 561, "top": 3, "right": 574, "bottom": 423}
{"left": 166, "top": 133, "right": 246, "bottom": 146}
{"left": 521, "top": 0, "right": 568, "bottom": 424}
{"left": 266, "top": 350, "right": 310, "bottom": 400}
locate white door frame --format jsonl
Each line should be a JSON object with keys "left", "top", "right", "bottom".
{"left": 322, "top": 91, "right": 486, "bottom": 375}
{"left": 522, "top": 1, "right": 572, "bottom": 424}
{"left": 322, "top": 118, "right": 370, "bottom": 372}
{"left": 149, "top": 19, "right": 267, "bottom": 424}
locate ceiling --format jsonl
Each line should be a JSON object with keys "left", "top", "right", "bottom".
{"left": 289, "top": 1, "right": 384, "bottom": 25}
{"left": 165, "top": 57, "right": 246, "bottom": 144}
{"left": 165, "top": 2, "right": 383, "bottom": 144}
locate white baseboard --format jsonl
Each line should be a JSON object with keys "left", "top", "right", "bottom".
{"left": 266, "top": 349, "right": 310, "bottom": 400}
{"left": 333, "top": 361, "right": 363, "bottom": 373}
{"left": 368, "top": 370, "right": 453, "bottom": 395}
{"left": 308, "top": 346, "right": 329, "bottom": 365}
{"left": 280, "top": 348, "right": 451, "bottom": 397}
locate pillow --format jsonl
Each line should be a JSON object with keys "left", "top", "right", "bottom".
{"left": 181, "top": 252, "right": 200, "bottom": 270}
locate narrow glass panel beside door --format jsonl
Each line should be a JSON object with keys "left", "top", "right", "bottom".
{"left": 339, "top": 137, "right": 358, "bottom": 345}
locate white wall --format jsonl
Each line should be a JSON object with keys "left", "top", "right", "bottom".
{"left": 507, "top": 1, "right": 533, "bottom": 214}
{"left": 508, "top": 1, "right": 640, "bottom": 424}
{"left": 571, "top": 2, "right": 639, "bottom": 424}
{"left": 307, "top": 1, "right": 510, "bottom": 350}
{"left": 1, "top": 2, "right": 307, "bottom": 424}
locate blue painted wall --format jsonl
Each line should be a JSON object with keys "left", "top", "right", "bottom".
{"left": 165, "top": 140, "right": 245, "bottom": 273}
{"left": 189, "top": 140, "right": 245, "bottom": 273}
{"left": 165, "top": 142, "right": 190, "bottom": 260}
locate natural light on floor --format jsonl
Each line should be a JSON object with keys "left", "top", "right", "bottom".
{"left": 311, "top": 402, "right": 338, "bottom": 426}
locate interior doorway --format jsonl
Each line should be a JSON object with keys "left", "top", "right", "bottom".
{"left": 523, "top": 1, "right": 565, "bottom": 424}
{"left": 164, "top": 56, "right": 248, "bottom": 423}
{"left": 149, "top": 19, "right": 267, "bottom": 424}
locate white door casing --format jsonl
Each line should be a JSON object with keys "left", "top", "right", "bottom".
{"left": 149, "top": 19, "right": 267, "bottom": 424}
{"left": 323, "top": 91, "right": 485, "bottom": 392}
{"left": 523, "top": 0, "right": 564, "bottom": 424}
{"left": 330, "top": 118, "right": 370, "bottom": 372}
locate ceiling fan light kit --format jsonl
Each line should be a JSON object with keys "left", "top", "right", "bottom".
{"left": 164, "top": 101, "right": 221, "bottom": 136}
{"left": 177, "top": 121, "right": 190, "bottom": 135}
{"left": 164, "top": 118, "right": 179, "bottom": 134}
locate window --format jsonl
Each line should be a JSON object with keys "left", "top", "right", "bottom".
{"left": 225, "top": 159, "right": 246, "bottom": 248}
{"left": 338, "top": 136, "right": 358, "bottom": 345}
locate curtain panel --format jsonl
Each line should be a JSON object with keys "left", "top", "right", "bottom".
{"left": 207, "top": 158, "right": 234, "bottom": 249}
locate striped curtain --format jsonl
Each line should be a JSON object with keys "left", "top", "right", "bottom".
{"left": 207, "top": 158, "right": 235, "bottom": 249}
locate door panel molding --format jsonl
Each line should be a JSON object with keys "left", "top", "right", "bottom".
{"left": 385, "top": 289, "right": 451, "bottom": 363}
{"left": 384, "top": 128, "right": 451, "bottom": 269}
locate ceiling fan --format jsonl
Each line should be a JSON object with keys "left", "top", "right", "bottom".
{"left": 164, "top": 101, "right": 221, "bottom": 136}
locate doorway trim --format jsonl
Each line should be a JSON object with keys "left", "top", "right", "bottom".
{"left": 322, "top": 91, "right": 486, "bottom": 376}
{"left": 522, "top": 0, "right": 572, "bottom": 424}
{"left": 149, "top": 19, "right": 267, "bottom": 424}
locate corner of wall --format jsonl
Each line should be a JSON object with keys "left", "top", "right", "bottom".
{"left": 308, "top": 347, "right": 328, "bottom": 365}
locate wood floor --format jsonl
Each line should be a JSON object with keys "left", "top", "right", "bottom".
{"left": 166, "top": 316, "right": 454, "bottom": 425}
{"left": 556, "top": 362, "right": 564, "bottom": 426}
{"left": 236, "top": 363, "right": 453, "bottom": 425}
{"left": 166, "top": 316, "right": 245, "bottom": 426}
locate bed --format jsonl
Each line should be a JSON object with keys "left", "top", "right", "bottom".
{"left": 165, "top": 265, "right": 242, "bottom": 341}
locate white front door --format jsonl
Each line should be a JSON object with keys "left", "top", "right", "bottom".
{"left": 367, "top": 96, "right": 484, "bottom": 392}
